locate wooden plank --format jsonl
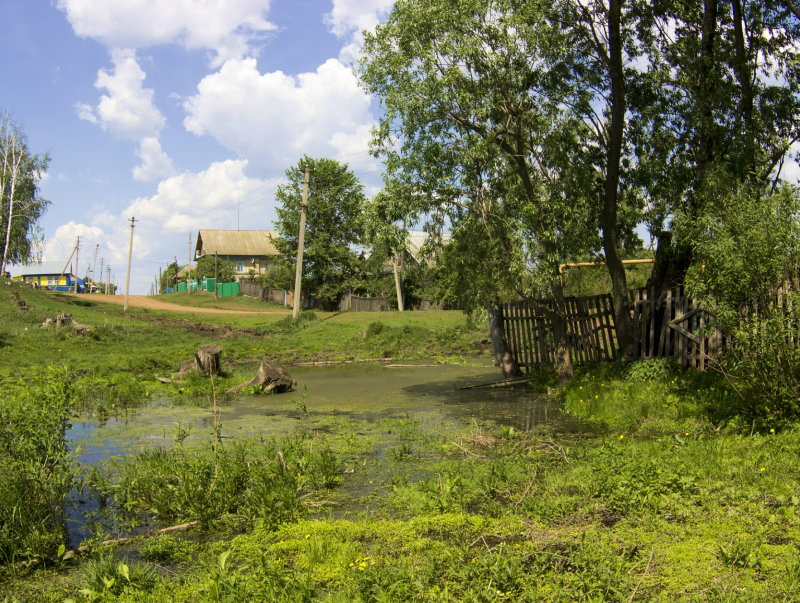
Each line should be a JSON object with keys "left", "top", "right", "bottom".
{"left": 602, "top": 294, "right": 616, "bottom": 359}
{"left": 525, "top": 303, "right": 537, "bottom": 367}
{"left": 649, "top": 288, "right": 657, "bottom": 359}
{"left": 632, "top": 289, "right": 641, "bottom": 360}
{"left": 520, "top": 302, "right": 531, "bottom": 369}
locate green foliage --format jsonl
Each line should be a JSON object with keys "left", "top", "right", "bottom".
{"left": 77, "top": 556, "right": 157, "bottom": 600}
{"left": 683, "top": 182, "right": 800, "bottom": 422}
{"left": 0, "top": 114, "right": 51, "bottom": 271}
{"left": 624, "top": 358, "right": 679, "bottom": 383}
{"left": 0, "top": 368, "right": 74, "bottom": 563}
{"left": 192, "top": 254, "right": 236, "bottom": 282}
{"left": 358, "top": 0, "right": 603, "bottom": 312}
{"left": 274, "top": 156, "right": 366, "bottom": 302}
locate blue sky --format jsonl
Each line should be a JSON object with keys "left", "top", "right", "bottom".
{"left": 1, "top": 0, "right": 390, "bottom": 292}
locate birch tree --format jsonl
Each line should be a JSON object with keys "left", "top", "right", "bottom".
{"left": 0, "top": 115, "right": 50, "bottom": 276}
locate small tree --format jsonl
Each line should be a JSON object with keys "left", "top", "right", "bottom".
{"left": 274, "top": 156, "right": 366, "bottom": 303}
{"left": 0, "top": 114, "right": 50, "bottom": 275}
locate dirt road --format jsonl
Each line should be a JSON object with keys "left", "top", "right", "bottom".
{"left": 62, "top": 294, "right": 289, "bottom": 315}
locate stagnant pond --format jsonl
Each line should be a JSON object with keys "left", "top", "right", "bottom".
{"left": 65, "top": 362, "right": 589, "bottom": 548}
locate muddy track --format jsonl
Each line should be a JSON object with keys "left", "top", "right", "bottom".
{"left": 61, "top": 294, "right": 289, "bottom": 315}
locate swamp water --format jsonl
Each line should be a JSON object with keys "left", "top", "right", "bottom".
{"left": 66, "top": 362, "right": 588, "bottom": 548}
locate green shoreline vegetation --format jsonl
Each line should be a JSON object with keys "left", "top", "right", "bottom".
{"left": 2, "top": 285, "right": 800, "bottom": 601}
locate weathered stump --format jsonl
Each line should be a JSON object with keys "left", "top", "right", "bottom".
{"left": 194, "top": 344, "right": 222, "bottom": 375}
{"left": 174, "top": 360, "right": 196, "bottom": 378}
{"left": 227, "top": 358, "right": 294, "bottom": 394}
{"left": 56, "top": 313, "right": 73, "bottom": 328}
{"left": 73, "top": 324, "right": 95, "bottom": 336}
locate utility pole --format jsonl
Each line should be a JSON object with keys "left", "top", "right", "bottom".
{"left": 106, "top": 266, "right": 110, "bottom": 295}
{"left": 292, "top": 167, "right": 310, "bottom": 319}
{"left": 174, "top": 257, "right": 178, "bottom": 290}
{"left": 123, "top": 217, "right": 135, "bottom": 312}
{"left": 90, "top": 245, "right": 99, "bottom": 292}
{"left": 74, "top": 236, "right": 80, "bottom": 293}
{"left": 98, "top": 257, "right": 104, "bottom": 294}
{"left": 214, "top": 252, "right": 218, "bottom": 299}
{"left": 159, "top": 266, "right": 162, "bottom": 295}
{"left": 188, "top": 232, "right": 192, "bottom": 294}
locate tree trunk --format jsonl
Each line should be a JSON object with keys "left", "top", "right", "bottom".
{"left": 0, "top": 145, "right": 20, "bottom": 277}
{"left": 731, "top": 0, "right": 754, "bottom": 177}
{"left": 488, "top": 303, "right": 523, "bottom": 379}
{"left": 393, "top": 247, "right": 404, "bottom": 312}
{"left": 697, "top": 0, "right": 718, "bottom": 187}
{"left": 194, "top": 344, "right": 222, "bottom": 375}
{"left": 602, "top": 0, "right": 634, "bottom": 357}
{"left": 551, "top": 281, "right": 573, "bottom": 386}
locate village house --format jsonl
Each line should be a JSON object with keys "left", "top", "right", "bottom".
{"left": 194, "top": 229, "right": 280, "bottom": 281}
{"left": 9, "top": 260, "right": 85, "bottom": 292}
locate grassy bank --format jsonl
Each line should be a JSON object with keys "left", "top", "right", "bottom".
{"left": 0, "top": 283, "right": 490, "bottom": 400}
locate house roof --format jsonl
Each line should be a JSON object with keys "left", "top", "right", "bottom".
{"left": 8, "top": 260, "right": 77, "bottom": 278}
{"left": 406, "top": 230, "right": 451, "bottom": 262}
{"left": 195, "top": 229, "right": 280, "bottom": 258}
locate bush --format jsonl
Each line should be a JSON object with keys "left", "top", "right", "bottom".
{"left": 682, "top": 182, "right": 800, "bottom": 423}
{"left": 0, "top": 368, "right": 75, "bottom": 563}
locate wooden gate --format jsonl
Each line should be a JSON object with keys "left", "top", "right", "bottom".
{"left": 630, "top": 287, "right": 723, "bottom": 371}
{"left": 499, "top": 294, "right": 617, "bottom": 370}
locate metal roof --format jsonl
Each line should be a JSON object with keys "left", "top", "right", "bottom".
{"left": 8, "top": 260, "right": 77, "bottom": 277}
{"left": 196, "top": 230, "right": 280, "bottom": 258}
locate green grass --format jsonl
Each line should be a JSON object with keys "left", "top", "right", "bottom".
{"left": 154, "top": 291, "right": 288, "bottom": 311}
{"left": 0, "top": 283, "right": 490, "bottom": 389}
{"left": 4, "top": 280, "right": 800, "bottom": 601}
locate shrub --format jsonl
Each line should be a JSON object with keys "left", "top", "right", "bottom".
{"left": 0, "top": 368, "right": 75, "bottom": 563}
{"left": 682, "top": 182, "right": 800, "bottom": 423}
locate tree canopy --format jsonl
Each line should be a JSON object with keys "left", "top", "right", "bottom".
{"left": 0, "top": 114, "right": 50, "bottom": 274}
{"left": 273, "top": 156, "right": 366, "bottom": 303}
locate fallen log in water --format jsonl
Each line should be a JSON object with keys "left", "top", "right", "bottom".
{"left": 456, "top": 374, "right": 537, "bottom": 390}
{"left": 227, "top": 358, "right": 294, "bottom": 393}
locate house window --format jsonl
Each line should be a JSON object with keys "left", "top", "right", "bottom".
{"left": 236, "top": 260, "right": 244, "bottom": 272}
{"left": 48, "top": 276, "right": 55, "bottom": 285}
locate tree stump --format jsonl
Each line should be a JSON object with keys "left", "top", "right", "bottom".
{"left": 227, "top": 358, "right": 294, "bottom": 393}
{"left": 194, "top": 344, "right": 222, "bottom": 375}
{"left": 56, "top": 313, "right": 73, "bottom": 328}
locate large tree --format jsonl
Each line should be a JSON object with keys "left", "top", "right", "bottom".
{"left": 359, "top": 0, "right": 603, "bottom": 383}
{"left": 0, "top": 114, "right": 50, "bottom": 275}
{"left": 628, "top": 0, "right": 800, "bottom": 288}
{"left": 273, "top": 156, "right": 366, "bottom": 303}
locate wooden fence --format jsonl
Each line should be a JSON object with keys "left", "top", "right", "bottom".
{"left": 239, "top": 281, "right": 286, "bottom": 304}
{"left": 629, "top": 287, "right": 722, "bottom": 371}
{"left": 339, "top": 293, "right": 390, "bottom": 312}
{"left": 498, "top": 294, "right": 617, "bottom": 370}
{"left": 497, "top": 287, "right": 733, "bottom": 372}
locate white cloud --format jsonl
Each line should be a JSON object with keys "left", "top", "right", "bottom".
{"left": 57, "top": 0, "right": 276, "bottom": 67}
{"left": 44, "top": 160, "right": 275, "bottom": 292}
{"left": 78, "top": 49, "right": 165, "bottom": 141}
{"left": 133, "top": 137, "right": 176, "bottom": 182}
{"left": 182, "top": 58, "right": 375, "bottom": 174}
{"left": 126, "top": 159, "right": 273, "bottom": 233}
{"left": 325, "top": 0, "right": 394, "bottom": 62}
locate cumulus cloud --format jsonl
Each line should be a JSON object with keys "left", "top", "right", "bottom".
{"left": 133, "top": 137, "right": 176, "bottom": 182}
{"left": 183, "top": 58, "right": 375, "bottom": 174}
{"left": 77, "top": 49, "right": 165, "bottom": 141}
{"left": 44, "top": 160, "right": 275, "bottom": 292}
{"left": 57, "top": 0, "right": 275, "bottom": 67}
{"left": 126, "top": 159, "right": 273, "bottom": 232}
{"left": 325, "top": 0, "right": 394, "bottom": 62}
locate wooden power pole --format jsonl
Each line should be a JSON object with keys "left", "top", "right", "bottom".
{"left": 187, "top": 232, "right": 192, "bottom": 294}
{"left": 292, "top": 167, "right": 310, "bottom": 319}
{"left": 74, "top": 236, "right": 80, "bottom": 293}
{"left": 123, "top": 217, "right": 135, "bottom": 311}
{"left": 91, "top": 244, "right": 99, "bottom": 292}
